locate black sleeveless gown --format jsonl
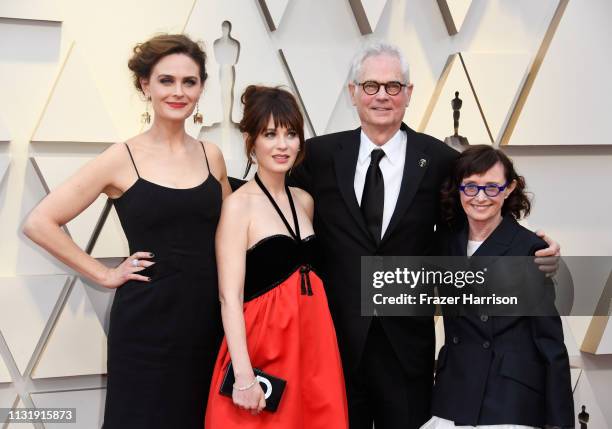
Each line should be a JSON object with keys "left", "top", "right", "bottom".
{"left": 103, "top": 143, "right": 223, "bottom": 428}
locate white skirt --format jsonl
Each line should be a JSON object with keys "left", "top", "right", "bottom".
{"left": 420, "top": 416, "right": 538, "bottom": 429}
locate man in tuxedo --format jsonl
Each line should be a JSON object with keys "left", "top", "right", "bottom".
{"left": 290, "top": 42, "right": 558, "bottom": 429}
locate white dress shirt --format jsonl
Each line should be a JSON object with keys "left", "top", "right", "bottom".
{"left": 354, "top": 128, "right": 407, "bottom": 239}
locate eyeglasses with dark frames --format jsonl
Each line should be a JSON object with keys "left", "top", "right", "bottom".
{"left": 459, "top": 182, "right": 509, "bottom": 197}
{"left": 355, "top": 80, "right": 407, "bottom": 96}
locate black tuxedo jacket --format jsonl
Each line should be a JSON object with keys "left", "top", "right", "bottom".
{"left": 432, "top": 215, "right": 574, "bottom": 427}
{"left": 290, "top": 123, "right": 458, "bottom": 376}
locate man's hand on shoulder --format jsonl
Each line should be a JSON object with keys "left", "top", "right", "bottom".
{"left": 534, "top": 230, "right": 561, "bottom": 277}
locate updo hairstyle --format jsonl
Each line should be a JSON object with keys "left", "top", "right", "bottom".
{"left": 239, "top": 85, "right": 305, "bottom": 176}
{"left": 128, "top": 34, "right": 208, "bottom": 94}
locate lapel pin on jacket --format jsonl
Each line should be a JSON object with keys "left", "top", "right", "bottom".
{"left": 419, "top": 159, "right": 427, "bottom": 167}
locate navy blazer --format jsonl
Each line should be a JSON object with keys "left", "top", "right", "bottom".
{"left": 431, "top": 215, "right": 574, "bottom": 427}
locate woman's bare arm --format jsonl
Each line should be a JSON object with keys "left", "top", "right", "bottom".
{"left": 216, "top": 192, "right": 265, "bottom": 413}
{"left": 23, "top": 143, "right": 153, "bottom": 287}
{"left": 205, "top": 141, "right": 232, "bottom": 199}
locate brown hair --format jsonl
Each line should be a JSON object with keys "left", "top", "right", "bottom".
{"left": 239, "top": 85, "right": 305, "bottom": 177}
{"left": 441, "top": 145, "right": 532, "bottom": 226}
{"left": 128, "top": 34, "right": 207, "bottom": 94}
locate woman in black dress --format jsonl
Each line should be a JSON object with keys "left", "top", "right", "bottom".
{"left": 23, "top": 34, "right": 231, "bottom": 428}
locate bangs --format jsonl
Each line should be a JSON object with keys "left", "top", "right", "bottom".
{"left": 258, "top": 102, "right": 303, "bottom": 135}
{"left": 460, "top": 150, "right": 501, "bottom": 179}
{"left": 239, "top": 84, "right": 306, "bottom": 171}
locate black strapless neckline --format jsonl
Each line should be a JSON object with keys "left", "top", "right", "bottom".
{"left": 244, "top": 234, "right": 320, "bottom": 302}
{"left": 247, "top": 233, "right": 316, "bottom": 253}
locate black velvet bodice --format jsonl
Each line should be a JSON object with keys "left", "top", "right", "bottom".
{"left": 243, "top": 234, "right": 320, "bottom": 301}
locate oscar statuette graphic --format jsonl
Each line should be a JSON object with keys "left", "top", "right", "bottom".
{"left": 444, "top": 91, "right": 470, "bottom": 152}
{"left": 578, "top": 405, "right": 589, "bottom": 428}
{"left": 198, "top": 20, "right": 248, "bottom": 179}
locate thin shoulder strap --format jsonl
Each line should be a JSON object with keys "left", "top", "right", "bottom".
{"left": 199, "top": 141, "right": 211, "bottom": 174}
{"left": 254, "top": 173, "right": 301, "bottom": 241}
{"left": 286, "top": 186, "right": 301, "bottom": 240}
{"left": 124, "top": 143, "right": 140, "bottom": 178}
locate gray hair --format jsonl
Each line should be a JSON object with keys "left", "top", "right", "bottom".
{"left": 349, "top": 42, "right": 410, "bottom": 84}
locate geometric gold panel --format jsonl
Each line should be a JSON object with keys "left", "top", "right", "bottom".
{"left": 584, "top": 317, "right": 612, "bottom": 355}
{"left": 0, "top": 276, "right": 68, "bottom": 375}
{"left": 561, "top": 317, "right": 582, "bottom": 362}
{"left": 275, "top": 0, "right": 361, "bottom": 135}
{"left": 0, "top": 112, "right": 10, "bottom": 142}
{"left": 0, "top": 155, "right": 10, "bottom": 185}
{"left": 434, "top": 315, "right": 445, "bottom": 361}
{"left": 581, "top": 271, "right": 612, "bottom": 354}
{"left": 564, "top": 316, "right": 594, "bottom": 360}
{"left": 257, "top": 0, "right": 290, "bottom": 31}
{"left": 90, "top": 205, "right": 129, "bottom": 258}
{"left": 594, "top": 319, "right": 612, "bottom": 355}
{"left": 421, "top": 51, "right": 531, "bottom": 146}
{"left": 460, "top": 52, "right": 531, "bottom": 144}
{"left": 31, "top": 43, "right": 119, "bottom": 143}
{"left": 570, "top": 368, "right": 581, "bottom": 391}
{"left": 32, "top": 279, "right": 107, "bottom": 379}
{"left": 30, "top": 388, "right": 106, "bottom": 429}
{"left": 7, "top": 421, "right": 37, "bottom": 429}
{"left": 184, "top": 0, "right": 298, "bottom": 176}
{"left": 184, "top": 0, "right": 294, "bottom": 127}
{"left": 0, "top": 353, "right": 11, "bottom": 383}
{"left": 421, "top": 53, "right": 492, "bottom": 145}
{"left": 348, "top": 0, "right": 388, "bottom": 34}
{"left": 6, "top": 399, "right": 36, "bottom": 429}
{"left": 436, "top": 0, "right": 472, "bottom": 35}
{"left": 572, "top": 371, "right": 608, "bottom": 428}
{"left": 31, "top": 156, "right": 128, "bottom": 257}
{"left": 0, "top": 1, "right": 62, "bottom": 21}
{"left": 31, "top": 156, "right": 108, "bottom": 251}
{"left": 78, "top": 276, "right": 115, "bottom": 332}
{"left": 0, "top": 386, "right": 17, "bottom": 411}
{"left": 16, "top": 162, "right": 69, "bottom": 275}
{"left": 501, "top": 0, "right": 593, "bottom": 146}
{"left": 281, "top": 46, "right": 353, "bottom": 136}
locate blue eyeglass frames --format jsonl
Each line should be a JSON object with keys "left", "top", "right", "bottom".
{"left": 459, "top": 183, "right": 508, "bottom": 197}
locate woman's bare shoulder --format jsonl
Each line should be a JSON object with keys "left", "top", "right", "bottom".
{"left": 289, "top": 186, "right": 313, "bottom": 207}
{"left": 221, "top": 181, "right": 257, "bottom": 210}
{"left": 200, "top": 140, "right": 225, "bottom": 164}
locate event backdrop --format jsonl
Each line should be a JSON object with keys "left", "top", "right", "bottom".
{"left": 1, "top": 0, "right": 611, "bottom": 427}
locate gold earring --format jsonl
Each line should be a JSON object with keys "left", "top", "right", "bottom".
{"left": 141, "top": 96, "right": 151, "bottom": 124}
{"left": 193, "top": 102, "right": 203, "bottom": 124}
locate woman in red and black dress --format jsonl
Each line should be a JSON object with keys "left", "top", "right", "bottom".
{"left": 205, "top": 85, "right": 348, "bottom": 428}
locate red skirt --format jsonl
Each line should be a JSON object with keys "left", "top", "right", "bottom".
{"left": 205, "top": 269, "right": 348, "bottom": 428}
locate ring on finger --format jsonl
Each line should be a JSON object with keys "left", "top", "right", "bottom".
{"left": 131, "top": 259, "right": 140, "bottom": 268}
